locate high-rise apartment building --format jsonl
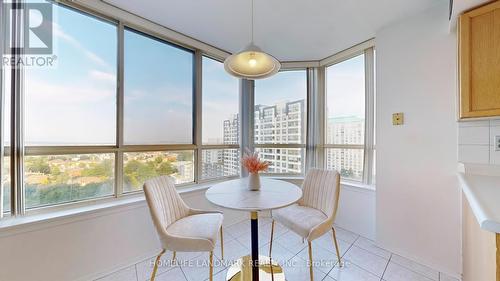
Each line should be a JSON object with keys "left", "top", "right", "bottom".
{"left": 325, "top": 116, "right": 365, "bottom": 180}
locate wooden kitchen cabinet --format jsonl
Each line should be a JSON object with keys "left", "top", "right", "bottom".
{"left": 459, "top": 1, "right": 500, "bottom": 119}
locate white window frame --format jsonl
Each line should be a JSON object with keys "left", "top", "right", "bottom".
{"left": 253, "top": 68, "right": 309, "bottom": 177}
{"left": 319, "top": 43, "right": 376, "bottom": 185}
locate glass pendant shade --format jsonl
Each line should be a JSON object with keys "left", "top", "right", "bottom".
{"left": 224, "top": 43, "right": 281, "bottom": 79}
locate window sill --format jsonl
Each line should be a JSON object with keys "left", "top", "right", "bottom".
{"left": 0, "top": 176, "right": 375, "bottom": 236}
{"left": 0, "top": 180, "right": 223, "bottom": 237}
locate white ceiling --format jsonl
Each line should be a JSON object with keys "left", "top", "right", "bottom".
{"left": 104, "top": 0, "right": 445, "bottom": 61}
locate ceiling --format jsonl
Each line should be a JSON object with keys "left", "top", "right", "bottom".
{"left": 104, "top": 0, "right": 445, "bottom": 61}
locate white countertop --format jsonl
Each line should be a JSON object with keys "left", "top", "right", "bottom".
{"left": 458, "top": 169, "right": 500, "bottom": 233}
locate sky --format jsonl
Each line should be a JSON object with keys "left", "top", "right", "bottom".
{"left": 326, "top": 54, "right": 365, "bottom": 120}
{"left": 2, "top": 2, "right": 365, "bottom": 146}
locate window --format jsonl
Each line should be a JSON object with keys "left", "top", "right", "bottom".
{"left": 202, "top": 57, "right": 239, "bottom": 145}
{"left": 24, "top": 5, "right": 117, "bottom": 146}
{"left": 124, "top": 28, "right": 194, "bottom": 145}
{"left": 324, "top": 51, "right": 375, "bottom": 183}
{"left": 25, "top": 154, "right": 114, "bottom": 209}
{"left": 201, "top": 57, "right": 240, "bottom": 180}
{"left": 20, "top": 3, "right": 118, "bottom": 210}
{"left": 254, "top": 70, "right": 307, "bottom": 174}
{"left": 123, "top": 151, "right": 194, "bottom": 192}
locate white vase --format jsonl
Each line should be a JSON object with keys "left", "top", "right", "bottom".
{"left": 248, "top": 173, "right": 261, "bottom": 191}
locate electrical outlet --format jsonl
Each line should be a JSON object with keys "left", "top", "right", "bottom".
{"left": 495, "top": 136, "right": 500, "bottom": 151}
{"left": 392, "top": 112, "right": 404, "bottom": 125}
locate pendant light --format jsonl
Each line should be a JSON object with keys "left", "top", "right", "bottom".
{"left": 224, "top": 0, "right": 281, "bottom": 79}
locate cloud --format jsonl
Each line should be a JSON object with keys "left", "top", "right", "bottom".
{"left": 53, "top": 24, "right": 111, "bottom": 69}
{"left": 89, "top": 70, "right": 116, "bottom": 83}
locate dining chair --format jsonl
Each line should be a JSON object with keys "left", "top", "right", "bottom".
{"left": 268, "top": 168, "right": 341, "bottom": 281}
{"left": 143, "top": 176, "right": 224, "bottom": 281}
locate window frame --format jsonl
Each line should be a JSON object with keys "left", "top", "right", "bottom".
{"left": 320, "top": 46, "right": 375, "bottom": 185}
{"left": 253, "top": 68, "right": 309, "bottom": 177}
{"left": 197, "top": 54, "right": 240, "bottom": 183}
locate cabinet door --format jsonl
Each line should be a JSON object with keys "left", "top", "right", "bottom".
{"left": 459, "top": 1, "right": 500, "bottom": 119}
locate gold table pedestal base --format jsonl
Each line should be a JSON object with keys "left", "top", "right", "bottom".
{"left": 226, "top": 255, "right": 285, "bottom": 281}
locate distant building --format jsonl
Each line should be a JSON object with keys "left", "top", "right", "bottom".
{"left": 253, "top": 99, "right": 305, "bottom": 174}
{"left": 325, "top": 116, "right": 365, "bottom": 180}
{"left": 201, "top": 114, "right": 240, "bottom": 179}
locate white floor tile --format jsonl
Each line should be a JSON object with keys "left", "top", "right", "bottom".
{"left": 439, "top": 272, "right": 460, "bottom": 281}
{"left": 180, "top": 253, "right": 226, "bottom": 281}
{"left": 333, "top": 226, "right": 360, "bottom": 244}
{"left": 275, "top": 230, "right": 308, "bottom": 255}
{"left": 354, "top": 236, "right": 392, "bottom": 259}
{"left": 225, "top": 221, "right": 250, "bottom": 239}
{"left": 390, "top": 254, "right": 439, "bottom": 281}
{"left": 383, "top": 261, "right": 433, "bottom": 281}
{"left": 343, "top": 245, "right": 389, "bottom": 277}
{"left": 263, "top": 242, "right": 298, "bottom": 265}
{"left": 282, "top": 256, "right": 329, "bottom": 281}
{"left": 155, "top": 267, "right": 186, "bottom": 281}
{"left": 96, "top": 265, "right": 137, "bottom": 281}
{"left": 328, "top": 261, "right": 381, "bottom": 281}
{"left": 296, "top": 244, "right": 338, "bottom": 274}
{"left": 135, "top": 253, "right": 178, "bottom": 281}
{"left": 313, "top": 231, "right": 353, "bottom": 257}
{"left": 216, "top": 238, "right": 249, "bottom": 262}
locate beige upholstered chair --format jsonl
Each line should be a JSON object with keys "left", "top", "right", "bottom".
{"left": 269, "top": 168, "right": 341, "bottom": 281}
{"left": 143, "top": 176, "right": 224, "bottom": 281}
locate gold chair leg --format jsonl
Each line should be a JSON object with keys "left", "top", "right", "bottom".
{"left": 172, "top": 251, "right": 176, "bottom": 262}
{"left": 308, "top": 241, "right": 314, "bottom": 281}
{"left": 220, "top": 226, "right": 224, "bottom": 260}
{"left": 269, "top": 220, "right": 275, "bottom": 257}
{"left": 332, "top": 227, "right": 343, "bottom": 267}
{"left": 151, "top": 249, "right": 165, "bottom": 281}
{"left": 209, "top": 251, "right": 214, "bottom": 281}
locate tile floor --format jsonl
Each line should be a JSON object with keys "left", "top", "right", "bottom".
{"left": 96, "top": 218, "right": 460, "bottom": 281}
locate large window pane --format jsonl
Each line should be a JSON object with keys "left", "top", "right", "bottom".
{"left": 325, "top": 148, "right": 364, "bottom": 181}
{"left": 326, "top": 54, "right": 365, "bottom": 145}
{"left": 123, "top": 151, "right": 194, "bottom": 192}
{"left": 201, "top": 149, "right": 240, "bottom": 180}
{"left": 25, "top": 154, "right": 114, "bottom": 209}
{"left": 255, "top": 148, "right": 304, "bottom": 174}
{"left": 124, "top": 29, "right": 194, "bottom": 145}
{"left": 24, "top": 4, "right": 117, "bottom": 145}
{"left": 255, "top": 71, "right": 307, "bottom": 145}
{"left": 202, "top": 57, "right": 239, "bottom": 145}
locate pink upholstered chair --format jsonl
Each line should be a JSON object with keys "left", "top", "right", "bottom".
{"left": 269, "top": 168, "right": 342, "bottom": 281}
{"left": 143, "top": 176, "right": 224, "bottom": 281}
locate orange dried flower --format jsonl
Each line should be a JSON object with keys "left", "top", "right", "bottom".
{"left": 241, "top": 149, "right": 269, "bottom": 174}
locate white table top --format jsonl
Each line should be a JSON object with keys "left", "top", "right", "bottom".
{"left": 205, "top": 178, "right": 303, "bottom": 212}
{"left": 458, "top": 172, "right": 500, "bottom": 233}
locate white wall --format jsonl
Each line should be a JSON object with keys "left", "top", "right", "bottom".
{"left": 375, "top": 2, "right": 461, "bottom": 277}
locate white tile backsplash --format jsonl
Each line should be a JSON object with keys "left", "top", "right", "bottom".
{"left": 458, "top": 126, "right": 489, "bottom": 145}
{"left": 458, "top": 119, "right": 500, "bottom": 165}
{"left": 458, "top": 145, "right": 489, "bottom": 164}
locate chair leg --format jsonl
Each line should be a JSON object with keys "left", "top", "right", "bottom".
{"left": 269, "top": 220, "right": 275, "bottom": 257}
{"left": 220, "top": 226, "right": 224, "bottom": 260}
{"left": 172, "top": 251, "right": 176, "bottom": 263}
{"left": 308, "top": 241, "right": 314, "bottom": 281}
{"left": 209, "top": 251, "right": 214, "bottom": 281}
{"left": 151, "top": 249, "right": 165, "bottom": 281}
{"left": 332, "top": 227, "right": 343, "bottom": 267}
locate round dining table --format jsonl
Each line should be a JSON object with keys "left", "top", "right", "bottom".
{"left": 206, "top": 177, "right": 303, "bottom": 281}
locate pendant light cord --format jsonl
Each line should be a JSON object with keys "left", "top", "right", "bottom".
{"left": 251, "top": 0, "right": 254, "bottom": 43}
